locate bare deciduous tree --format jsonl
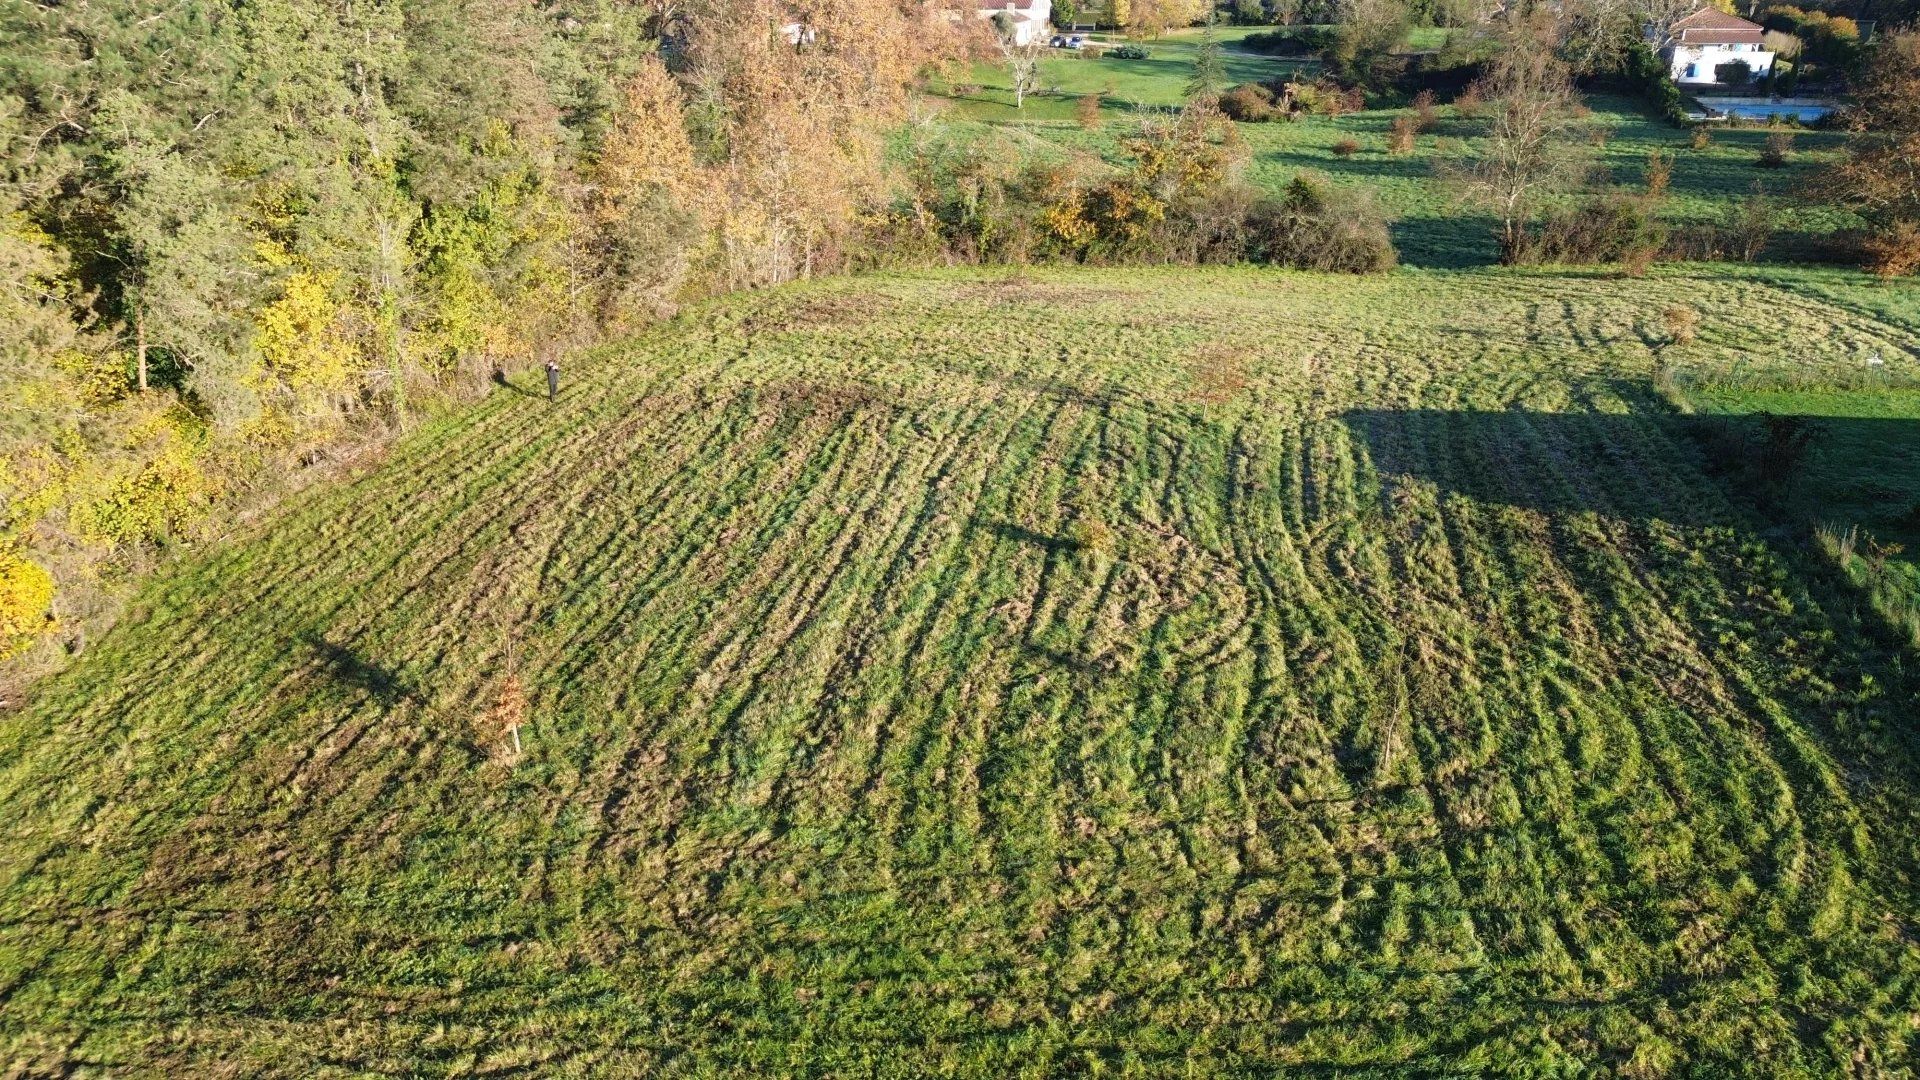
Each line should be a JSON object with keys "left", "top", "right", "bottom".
{"left": 1814, "top": 31, "right": 1920, "bottom": 275}
{"left": 990, "top": 12, "right": 1047, "bottom": 108}
{"left": 1556, "top": 0, "right": 1696, "bottom": 77}
{"left": 1456, "top": 12, "right": 1586, "bottom": 263}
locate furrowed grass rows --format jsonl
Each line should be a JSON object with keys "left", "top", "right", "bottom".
{"left": 3, "top": 266, "right": 1919, "bottom": 1075}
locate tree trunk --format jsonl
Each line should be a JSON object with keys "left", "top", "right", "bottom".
{"left": 135, "top": 309, "right": 148, "bottom": 392}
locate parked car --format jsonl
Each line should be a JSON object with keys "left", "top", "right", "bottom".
{"left": 1050, "top": 34, "right": 1085, "bottom": 49}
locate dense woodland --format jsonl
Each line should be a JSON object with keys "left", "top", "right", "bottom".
{"left": 0, "top": 0, "right": 959, "bottom": 666}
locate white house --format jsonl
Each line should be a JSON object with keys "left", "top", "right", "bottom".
{"left": 1658, "top": 8, "right": 1776, "bottom": 86}
{"left": 971, "top": 0, "right": 1053, "bottom": 46}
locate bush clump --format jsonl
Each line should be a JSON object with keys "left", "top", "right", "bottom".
{"left": 1219, "top": 83, "right": 1282, "bottom": 122}
{"left": 1241, "top": 27, "right": 1336, "bottom": 55}
{"left": 879, "top": 113, "right": 1398, "bottom": 274}
{"left": 1715, "top": 59, "right": 1755, "bottom": 86}
{"left": 1665, "top": 188, "right": 1778, "bottom": 263}
{"left": 1388, "top": 115, "right": 1417, "bottom": 153}
{"left": 1518, "top": 195, "right": 1668, "bottom": 267}
{"left": 1759, "top": 4, "right": 1861, "bottom": 71}
{"left": 1247, "top": 174, "right": 1399, "bottom": 273}
{"left": 1412, "top": 89, "right": 1439, "bottom": 133}
{"left": 1076, "top": 91, "right": 1104, "bottom": 130}
{"left": 1759, "top": 130, "right": 1795, "bottom": 168}
{"left": 1600, "top": 40, "right": 1688, "bottom": 126}
{"left": 1663, "top": 304, "right": 1700, "bottom": 344}
{"left": 1862, "top": 221, "right": 1920, "bottom": 279}
{"left": 0, "top": 548, "right": 55, "bottom": 659}
{"left": 1293, "top": 79, "right": 1366, "bottom": 117}
{"left": 1645, "top": 148, "right": 1672, "bottom": 197}
{"left": 1110, "top": 43, "right": 1151, "bottom": 60}
{"left": 1453, "top": 79, "right": 1486, "bottom": 120}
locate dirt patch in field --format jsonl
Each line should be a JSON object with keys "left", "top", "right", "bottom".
{"left": 1183, "top": 341, "right": 1253, "bottom": 405}
{"left": 740, "top": 380, "right": 890, "bottom": 430}
{"left": 949, "top": 277, "right": 1140, "bottom": 310}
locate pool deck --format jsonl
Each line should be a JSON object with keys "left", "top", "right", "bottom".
{"left": 1686, "top": 94, "right": 1840, "bottom": 122}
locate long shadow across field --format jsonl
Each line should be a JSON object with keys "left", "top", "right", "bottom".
{"left": 1341, "top": 404, "right": 1920, "bottom": 891}
{"left": 1341, "top": 406, "right": 1751, "bottom": 527}
{"left": 1341, "top": 407, "right": 1920, "bottom": 539}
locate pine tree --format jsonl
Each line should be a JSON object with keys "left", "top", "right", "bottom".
{"left": 1187, "top": 16, "right": 1227, "bottom": 103}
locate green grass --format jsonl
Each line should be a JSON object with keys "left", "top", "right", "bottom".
{"left": 940, "top": 27, "right": 1856, "bottom": 266}
{"left": 6, "top": 265, "right": 1920, "bottom": 1074}
{"left": 1665, "top": 272, "right": 1920, "bottom": 569}
{"left": 943, "top": 27, "right": 1319, "bottom": 119}
{"left": 1691, "top": 383, "right": 1920, "bottom": 542}
{"left": 1681, "top": 359, "right": 1920, "bottom": 641}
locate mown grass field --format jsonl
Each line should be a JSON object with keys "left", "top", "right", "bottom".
{"left": 938, "top": 27, "right": 1856, "bottom": 265}
{"left": 5, "top": 266, "right": 1920, "bottom": 1075}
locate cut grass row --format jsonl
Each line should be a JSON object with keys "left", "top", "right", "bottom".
{"left": 3, "top": 265, "right": 1919, "bottom": 1074}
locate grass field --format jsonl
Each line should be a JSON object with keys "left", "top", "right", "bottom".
{"left": 6, "top": 266, "right": 1920, "bottom": 1074}
{"left": 938, "top": 27, "right": 1856, "bottom": 266}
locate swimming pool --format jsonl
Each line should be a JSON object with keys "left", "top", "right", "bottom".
{"left": 1692, "top": 97, "right": 1837, "bottom": 123}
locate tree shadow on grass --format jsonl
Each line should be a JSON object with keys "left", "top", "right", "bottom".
{"left": 1388, "top": 213, "right": 1501, "bottom": 268}
{"left": 1339, "top": 403, "right": 1920, "bottom": 894}
{"left": 491, "top": 368, "right": 543, "bottom": 399}
{"left": 300, "top": 632, "right": 419, "bottom": 706}
{"left": 1341, "top": 406, "right": 1743, "bottom": 528}
{"left": 1341, "top": 407, "right": 1920, "bottom": 539}
{"left": 979, "top": 520, "right": 1084, "bottom": 556}
{"left": 1261, "top": 148, "right": 1436, "bottom": 183}
{"left": 1252, "top": 149, "right": 1500, "bottom": 266}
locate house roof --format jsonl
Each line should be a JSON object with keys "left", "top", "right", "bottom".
{"left": 1671, "top": 8, "right": 1765, "bottom": 44}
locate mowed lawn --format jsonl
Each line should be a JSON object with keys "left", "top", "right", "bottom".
{"left": 5, "top": 267, "right": 1920, "bottom": 1074}
{"left": 938, "top": 28, "right": 1857, "bottom": 266}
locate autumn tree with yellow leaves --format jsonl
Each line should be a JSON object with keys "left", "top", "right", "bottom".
{"left": 0, "top": 0, "right": 967, "bottom": 666}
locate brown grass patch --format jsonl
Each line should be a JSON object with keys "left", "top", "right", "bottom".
{"left": 1184, "top": 341, "right": 1253, "bottom": 405}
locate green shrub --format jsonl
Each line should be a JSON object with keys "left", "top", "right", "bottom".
{"left": 1110, "top": 43, "right": 1151, "bottom": 60}
{"left": 1621, "top": 41, "right": 1688, "bottom": 126}
{"left": 1519, "top": 194, "right": 1668, "bottom": 266}
{"left": 1246, "top": 173, "right": 1399, "bottom": 272}
{"left": 1241, "top": 26, "right": 1335, "bottom": 55}
{"left": 1219, "top": 83, "right": 1281, "bottom": 121}
{"left": 1760, "top": 5, "right": 1861, "bottom": 68}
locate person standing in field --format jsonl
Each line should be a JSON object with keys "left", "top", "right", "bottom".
{"left": 545, "top": 358, "right": 560, "bottom": 401}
